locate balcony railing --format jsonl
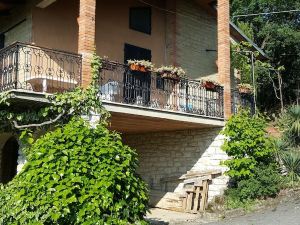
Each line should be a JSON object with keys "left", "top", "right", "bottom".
{"left": 0, "top": 42, "right": 82, "bottom": 93}
{"left": 99, "top": 60, "right": 224, "bottom": 119}
{"left": 231, "top": 90, "right": 255, "bottom": 115}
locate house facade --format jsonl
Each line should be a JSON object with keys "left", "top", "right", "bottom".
{"left": 0, "top": 0, "right": 241, "bottom": 212}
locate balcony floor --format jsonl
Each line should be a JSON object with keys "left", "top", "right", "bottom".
{"left": 104, "top": 101, "right": 225, "bottom": 134}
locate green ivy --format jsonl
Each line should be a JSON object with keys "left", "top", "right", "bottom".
{"left": 222, "top": 110, "right": 276, "bottom": 181}
{"left": 0, "top": 118, "right": 149, "bottom": 224}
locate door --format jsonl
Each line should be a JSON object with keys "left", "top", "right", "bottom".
{"left": 124, "top": 43, "right": 151, "bottom": 105}
{"left": 0, "top": 33, "right": 4, "bottom": 49}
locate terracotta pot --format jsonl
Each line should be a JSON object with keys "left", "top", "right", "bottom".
{"left": 129, "top": 64, "right": 147, "bottom": 72}
{"left": 203, "top": 81, "right": 216, "bottom": 90}
{"left": 238, "top": 87, "right": 252, "bottom": 94}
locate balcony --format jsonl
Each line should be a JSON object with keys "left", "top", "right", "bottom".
{"left": 231, "top": 90, "right": 256, "bottom": 115}
{"left": 0, "top": 42, "right": 82, "bottom": 95}
{"left": 99, "top": 60, "right": 225, "bottom": 133}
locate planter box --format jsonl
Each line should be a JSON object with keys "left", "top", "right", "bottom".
{"left": 203, "top": 81, "right": 216, "bottom": 90}
{"left": 160, "top": 72, "right": 181, "bottom": 82}
{"left": 238, "top": 87, "right": 252, "bottom": 94}
{"left": 129, "top": 64, "right": 148, "bottom": 72}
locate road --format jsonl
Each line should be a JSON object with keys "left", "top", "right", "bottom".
{"left": 200, "top": 196, "right": 300, "bottom": 225}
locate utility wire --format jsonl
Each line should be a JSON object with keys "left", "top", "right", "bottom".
{"left": 137, "top": 0, "right": 215, "bottom": 22}
{"left": 233, "top": 9, "right": 300, "bottom": 18}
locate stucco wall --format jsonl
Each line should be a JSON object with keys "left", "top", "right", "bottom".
{"left": 32, "top": 0, "right": 79, "bottom": 53}
{"left": 123, "top": 128, "right": 229, "bottom": 202}
{"left": 95, "top": 0, "right": 167, "bottom": 66}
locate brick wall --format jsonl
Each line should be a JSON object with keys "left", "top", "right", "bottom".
{"left": 217, "top": 0, "right": 231, "bottom": 118}
{"left": 123, "top": 128, "right": 229, "bottom": 202}
{"left": 174, "top": 0, "right": 218, "bottom": 80}
{"left": 78, "top": 0, "right": 96, "bottom": 87}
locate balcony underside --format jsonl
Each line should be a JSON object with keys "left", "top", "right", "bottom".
{"left": 105, "top": 101, "right": 225, "bottom": 134}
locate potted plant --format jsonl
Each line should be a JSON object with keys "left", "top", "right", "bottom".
{"left": 127, "top": 60, "right": 154, "bottom": 72}
{"left": 155, "top": 66, "right": 186, "bottom": 81}
{"left": 238, "top": 83, "right": 253, "bottom": 94}
{"left": 202, "top": 79, "right": 220, "bottom": 90}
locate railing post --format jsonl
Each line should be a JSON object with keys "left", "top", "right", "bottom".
{"left": 14, "top": 43, "right": 19, "bottom": 89}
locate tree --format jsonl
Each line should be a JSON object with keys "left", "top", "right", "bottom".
{"left": 231, "top": 0, "right": 300, "bottom": 111}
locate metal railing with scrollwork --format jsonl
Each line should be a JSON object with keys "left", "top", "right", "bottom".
{"left": 99, "top": 60, "right": 224, "bottom": 119}
{"left": 0, "top": 42, "right": 82, "bottom": 93}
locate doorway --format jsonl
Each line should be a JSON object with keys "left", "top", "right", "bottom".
{"left": 0, "top": 137, "right": 18, "bottom": 184}
{"left": 124, "top": 43, "right": 152, "bottom": 105}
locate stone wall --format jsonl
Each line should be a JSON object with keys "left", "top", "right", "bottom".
{"left": 123, "top": 128, "right": 229, "bottom": 202}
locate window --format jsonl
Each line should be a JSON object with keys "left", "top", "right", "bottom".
{"left": 129, "top": 7, "right": 151, "bottom": 34}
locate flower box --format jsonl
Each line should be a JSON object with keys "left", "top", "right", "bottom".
{"left": 202, "top": 81, "right": 216, "bottom": 90}
{"left": 156, "top": 66, "right": 186, "bottom": 82}
{"left": 127, "top": 60, "right": 153, "bottom": 73}
{"left": 238, "top": 84, "right": 253, "bottom": 94}
{"left": 129, "top": 64, "right": 147, "bottom": 72}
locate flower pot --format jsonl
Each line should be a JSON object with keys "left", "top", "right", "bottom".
{"left": 238, "top": 87, "right": 252, "bottom": 94}
{"left": 203, "top": 81, "right": 216, "bottom": 90}
{"left": 160, "top": 72, "right": 180, "bottom": 82}
{"left": 129, "top": 64, "right": 147, "bottom": 72}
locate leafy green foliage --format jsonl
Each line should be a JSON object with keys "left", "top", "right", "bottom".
{"left": 281, "top": 151, "right": 300, "bottom": 184}
{"left": 225, "top": 164, "right": 281, "bottom": 207}
{"left": 222, "top": 110, "right": 276, "bottom": 181}
{"left": 231, "top": 0, "right": 300, "bottom": 110}
{"left": 0, "top": 118, "right": 149, "bottom": 225}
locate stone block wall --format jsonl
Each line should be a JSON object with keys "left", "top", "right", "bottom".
{"left": 123, "top": 128, "right": 229, "bottom": 202}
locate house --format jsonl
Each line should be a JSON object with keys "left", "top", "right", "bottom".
{"left": 0, "top": 0, "right": 257, "bottom": 212}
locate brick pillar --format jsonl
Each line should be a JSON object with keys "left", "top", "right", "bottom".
{"left": 78, "top": 0, "right": 96, "bottom": 87}
{"left": 217, "top": 0, "right": 231, "bottom": 119}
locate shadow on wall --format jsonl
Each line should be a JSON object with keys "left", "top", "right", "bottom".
{"left": 122, "top": 128, "right": 229, "bottom": 208}
{"left": 0, "top": 134, "right": 19, "bottom": 184}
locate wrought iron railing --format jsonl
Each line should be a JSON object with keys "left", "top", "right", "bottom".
{"left": 231, "top": 90, "right": 255, "bottom": 115}
{"left": 99, "top": 60, "right": 224, "bottom": 119}
{"left": 0, "top": 42, "right": 82, "bottom": 93}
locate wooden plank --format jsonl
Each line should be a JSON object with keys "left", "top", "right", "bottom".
{"left": 186, "top": 192, "right": 194, "bottom": 212}
{"left": 200, "top": 180, "right": 209, "bottom": 212}
{"left": 192, "top": 186, "right": 201, "bottom": 213}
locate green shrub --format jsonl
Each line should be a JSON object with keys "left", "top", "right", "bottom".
{"left": 281, "top": 150, "right": 300, "bottom": 185}
{"left": 222, "top": 110, "right": 276, "bottom": 182}
{"left": 225, "top": 164, "right": 281, "bottom": 207}
{"left": 0, "top": 118, "right": 149, "bottom": 225}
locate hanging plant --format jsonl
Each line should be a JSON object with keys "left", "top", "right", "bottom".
{"left": 127, "top": 60, "right": 154, "bottom": 72}
{"left": 155, "top": 66, "right": 186, "bottom": 81}
{"left": 238, "top": 83, "right": 253, "bottom": 94}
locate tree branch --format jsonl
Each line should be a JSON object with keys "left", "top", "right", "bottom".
{"left": 12, "top": 110, "right": 65, "bottom": 129}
